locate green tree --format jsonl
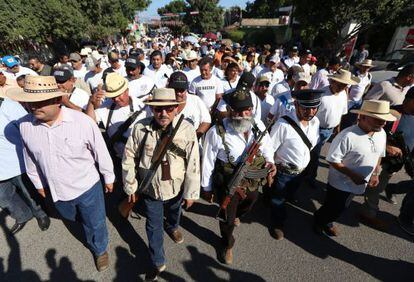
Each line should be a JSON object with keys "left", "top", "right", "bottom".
{"left": 293, "top": 0, "right": 414, "bottom": 53}
{"left": 184, "top": 0, "right": 224, "bottom": 34}
{"left": 157, "top": 0, "right": 188, "bottom": 15}
{"left": 244, "top": 0, "right": 291, "bottom": 18}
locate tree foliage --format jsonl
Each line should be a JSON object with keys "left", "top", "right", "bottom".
{"left": 293, "top": 0, "right": 414, "bottom": 53}
{"left": 244, "top": 0, "right": 291, "bottom": 18}
{"left": 0, "top": 0, "right": 151, "bottom": 51}
{"left": 158, "top": 0, "right": 224, "bottom": 34}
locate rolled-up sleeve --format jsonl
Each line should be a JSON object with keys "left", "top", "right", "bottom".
{"left": 122, "top": 126, "right": 140, "bottom": 195}
{"left": 183, "top": 130, "right": 200, "bottom": 200}
{"left": 326, "top": 133, "right": 349, "bottom": 164}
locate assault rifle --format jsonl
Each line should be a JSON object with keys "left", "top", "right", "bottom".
{"left": 216, "top": 119, "right": 274, "bottom": 222}
{"left": 118, "top": 115, "right": 185, "bottom": 218}
{"left": 108, "top": 109, "right": 144, "bottom": 147}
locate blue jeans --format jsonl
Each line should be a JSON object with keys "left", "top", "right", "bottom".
{"left": 54, "top": 181, "right": 108, "bottom": 256}
{"left": 143, "top": 191, "right": 184, "bottom": 267}
{"left": 306, "top": 127, "right": 334, "bottom": 180}
{"left": 14, "top": 174, "right": 47, "bottom": 219}
{"left": 270, "top": 171, "right": 304, "bottom": 228}
{"left": 0, "top": 175, "right": 33, "bottom": 223}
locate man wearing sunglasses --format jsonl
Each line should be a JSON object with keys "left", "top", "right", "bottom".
{"left": 122, "top": 88, "right": 200, "bottom": 281}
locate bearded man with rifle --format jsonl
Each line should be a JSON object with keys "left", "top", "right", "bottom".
{"left": 122, "top": 88, "right": 200, "bottom": 281}
{"left": 201, "top": 87, "right": 276, "bottom": 265}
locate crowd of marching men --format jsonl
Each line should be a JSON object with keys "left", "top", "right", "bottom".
{"left": 1, "top": 35, "right": 414, "bottom": 281}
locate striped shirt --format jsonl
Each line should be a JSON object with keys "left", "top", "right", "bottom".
{"left": 19, "top": 107, "right": 115, "bottom": 202}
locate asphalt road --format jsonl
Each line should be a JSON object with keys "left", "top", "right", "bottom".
{"left": 1, "top": 147, "right": 414, "bottom": 282}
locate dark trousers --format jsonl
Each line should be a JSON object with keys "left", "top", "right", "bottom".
{"left": 270, "top": 171, "right": 304, "bottom": 228}
{"left": 306, "top": 128, "right": 333, "bottom": 180}
{"left": 15, "top": 173, "right": 47, "bottom": 219}
{"left": 314, "top": 184, "right": 354, "bottom": 227}
{"left": 400, "top": 185, "right": 414, "bottom": 223}
{"left": 0, "top": 175, "right": 33, "bottom": 223}
{"left": 54, "top": 181, "right": 108, "bottom": 256}
{"left": 143, "top": 191, "right": 184, "bottom": 267}
{"left": 219, "top": 190, "right": 259, "bottom": 248}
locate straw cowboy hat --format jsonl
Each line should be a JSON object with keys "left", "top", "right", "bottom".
{"left": 355, "top": 59, "right": 375, "bottom": 68}
{"left": 144, "top": 88, "right": 183, "bottom": 106}
{"left": 6, "top": 76, "right": 67, "bottom": 102}
{"left": 328, "top": 69, "right": 360, "bottom": 85}
{"left": 350, "top": 100, "right": 397, "bottom": 121}
{"left": 104, "top": 72, "right": 128, "bottom": 98}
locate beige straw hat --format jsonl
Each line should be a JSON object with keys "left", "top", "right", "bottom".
{"left": 355, "top": 59, "right": 375, "bottom": 68}
{"left": 104, "top": 72, "right": 128, "bottom": 98}
{"left": 6, "top": 76, "right": 67, "bottom": 102}
{"left": 350, "top": 100, "right": 397, "bottom": 121}
{"left": 328, "top": 69, "right": 360, "bottom": 85}
{"left": 144, "top": 88, "right": 183, "bottom": 106}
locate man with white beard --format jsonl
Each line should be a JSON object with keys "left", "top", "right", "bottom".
{"left": 201, "top": 87, "right": 276, "bottom": 265}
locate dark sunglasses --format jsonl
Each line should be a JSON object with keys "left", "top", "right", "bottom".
{"left": 153, "top": 105, "right": 176, "bottom": 113}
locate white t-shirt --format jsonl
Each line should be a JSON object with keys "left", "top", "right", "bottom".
{"left": 68, "top": 87, "right": 89, "bottom": 110}
{"left": 349, "top": 72, "right": 372, "bottom": 102}
{"left": 259, "top": 94, "right": 275, "bottom": 124}
{"left": 269, "top": 92, "right": 295, "bottom": 120}
{"left": 258, "top": 69, "right": 285, "bottom": 90}
{"left": 84, "top": 70, "right": 104, "bottom": 92}
{"left": 183, "top": 67, "right": 201, "bottom": 84}
{"left": 212, "top": 67, "right": 225, "bottom": 80}
{"left": 316, "top": 86, "right": 348, "bottom": 128}
{"left": 189, "top": 75, "right": 224, "bottom": 109}
{"left": 4, "top": 66, "right": 38, "bottom": 80}
{"left": 73, "top": 67, "right": 87, "bottom": 80}
{"left": 111, "top": 62, "right": 127, "bottom": 77}
{"left": 270, "top": 111, "right": 320, "bottom": 170}
{"left": 179, "top": 94, "right": 211, "bottom": 129}
{"left": 271, "top": 80, "right": 291, "bottom": 98}
{"left": 95, "top": 95, "right": 149, "bottom": 157}
{"left": 294, "top": 63, "right": 310, "bottom": 76}
{"left": 143, "top": 64, "right": 173, "bottom": 88}
{"left": 128, "top": 75, "right": 155, "bottom": 102}
{"left": 282, "top": 56, "right": 299, "bottom": 69}
{"left": 252, "top": 64, "right": 265, "bottom": 78}
{"left": 222, "top": 77, "right": 240, "bottom": 95}
{"left": 309, "top": 69, "right": 329, "bottom": 90}
{"left": 327, "top": 125, "right": 386, "bottom": 194}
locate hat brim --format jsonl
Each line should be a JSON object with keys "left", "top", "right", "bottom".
{"left": 5, "top": 87, "right": 67, "bottom": 102}
{"left": 104, "top": 79, "right": 129, "bottom": 98}
{"left": 355, "top": 62, "right": 375, "bottom": 68}
{"left": 145, "top": 101, "right": 183, "bottom": 106}
{"left": 297, "top": 100, "right": 321, "bottom": 108}
{"left": 350, "top": 109, "right": 397, "bottom": 122}
{"left": 328, "top": 75, "right": 360, "bottom": 86}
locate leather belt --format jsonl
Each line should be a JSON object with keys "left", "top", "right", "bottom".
{"left": 276, "top": 163, "right": 304, "bottom": 175}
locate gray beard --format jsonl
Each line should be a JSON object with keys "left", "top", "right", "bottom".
{"left": 231, "top": 117, "right": 252, "bottom": 133}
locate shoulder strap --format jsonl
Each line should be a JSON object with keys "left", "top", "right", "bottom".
{"left": 136, "top": 129, "right": 150, "bottom": 165}
{"left": 281, "top": 115, "right": 312, "bottom": 150}
{"left": 216, "top": 122, "right": 234, "bottom": 166}
{"left": 106, "top": 102, "right": 117, "bottom": 129}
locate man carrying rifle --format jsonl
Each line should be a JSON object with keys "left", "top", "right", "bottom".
{"left": 268, "top": 89, "right": 323, "bottom": 240}
{"left": 122, "top": 88, "right": 200, "bottom": 281}
{"left": 201, "top": 87, "right": 276, "bottom": 265}
{"left": 86, "top": 72, "right": 149, "bottom": 180}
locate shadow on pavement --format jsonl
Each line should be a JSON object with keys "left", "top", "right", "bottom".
{"left": 179, "top": 246, "right": 266, "bottom": 282}
{"left": 0, "top": 210, "right": 42, "bottom": 282}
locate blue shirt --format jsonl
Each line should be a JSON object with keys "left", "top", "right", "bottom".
{"left": 0, "top": 98, "right": 27, "bottom": 180}
{"left": 397, "top": 113, "right": 414, "bottom": 151}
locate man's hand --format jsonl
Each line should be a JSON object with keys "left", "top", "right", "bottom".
{"left": 89, "top": 86, "right": 105, "bottom": 109}
{"left": 182, "top": 199, "right": 195, "bottom": 210}
{"left": 266, "top": 162, "right": 276, "bottom": 186}
{"left": 349, "top": 172, "right": 367, "bottom": 185}
{"left": 38, "top": 188, "right": 46, "bottom": 198}
{"left": 201, "top": 190, "right": 214, "bottom": 203}
{"left": 386, "top": 145, "right": 403, "bottom": 157}
{"left": 128, "top": 193, "right": 136, "bottom": 203}
{"left": 105, "top": 183, "right": 114, "bottom": 193}
{"left": 368, "top": 175, "right": 380, "bottom": 188}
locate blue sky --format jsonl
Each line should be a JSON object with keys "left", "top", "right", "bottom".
{"left": 139, "top": 0, "right": 249, "bottom": 20}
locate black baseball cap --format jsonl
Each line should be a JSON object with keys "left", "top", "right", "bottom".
{"left": 53, "top": 68, "right": 73, "bottom": 83}
{"left": 168, "top": 71, "right": 188, "bottom": 90}
{"left": 236, "top": 72, "right": 256, "bottom": 89}
{"left": 129, "top": 48, "right": 144, "bottom": 56}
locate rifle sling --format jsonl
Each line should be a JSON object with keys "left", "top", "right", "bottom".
{"left": 281, "top": 115, "right": 312, "bottom": 151}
